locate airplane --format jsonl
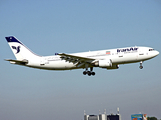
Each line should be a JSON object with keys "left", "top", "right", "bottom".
{"left": 5, "top": 36, "right": 159, "bottom": 76}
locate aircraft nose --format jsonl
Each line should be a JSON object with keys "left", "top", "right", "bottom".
{"left": 155, "top": 50, "right": 159, "bottom": 56}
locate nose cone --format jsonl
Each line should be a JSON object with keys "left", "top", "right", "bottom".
{"left": 156, "top": 51, "right": 159, "bottom": 55}
{"left": 155, "top": 50, "right": 159, "bottom": 56}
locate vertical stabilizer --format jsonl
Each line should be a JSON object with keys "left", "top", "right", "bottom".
{"left": 5, "top": 36, "right": 40, "bottom": 61}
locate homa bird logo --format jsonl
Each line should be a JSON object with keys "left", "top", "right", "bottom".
{"left": 12, "top": 46, "right": 20, "bottom": 54}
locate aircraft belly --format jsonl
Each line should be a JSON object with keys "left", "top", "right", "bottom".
{"left": 41, "top": 61, "right": 76, "bottom": 70}
{"left": 137, "top": 54, "right": 153, "bottom": 61}
{"left": 112, "top": 53, "right": 138, "bottom": 64}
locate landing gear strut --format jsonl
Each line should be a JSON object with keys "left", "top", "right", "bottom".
{"left": 139, "top": 61, "right": 143, "bottom": 69}
{"left": 83, "top": 66, "right": 95, "bottom": 76}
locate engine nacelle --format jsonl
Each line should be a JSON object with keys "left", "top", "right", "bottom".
{"left": 93, "top": 59, "right": 112, "bottom": 68}
{"left": 99, "top": 59, "right": 112, "bottom": 68}
{"left": 93, "top": 59, "right": 119, "bottom": 69}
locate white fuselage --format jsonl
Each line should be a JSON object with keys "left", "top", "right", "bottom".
{"left": 27, "top": 46, "right": 159, "bottom": 70}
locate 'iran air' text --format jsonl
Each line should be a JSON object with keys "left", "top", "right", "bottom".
{"left": 117, "top": 47, "right": 138, "bottom": 52}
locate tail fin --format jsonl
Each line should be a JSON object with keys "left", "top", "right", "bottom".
{"left": 5, "top": 36, "right": 40, "bottom": 61}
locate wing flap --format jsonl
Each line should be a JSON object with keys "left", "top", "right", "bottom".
{"left": 58, "top": 53, "right": 95, "bottom": 67}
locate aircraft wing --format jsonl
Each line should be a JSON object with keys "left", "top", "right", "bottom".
{"left": 5, "top": 59, "right": 28, "bottom": 65}
{"left": 58, "top": 53, "right": 95, "bottom": 67}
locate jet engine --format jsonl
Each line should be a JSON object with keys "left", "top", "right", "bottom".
{"left": 93, "top": 59, "right": 112, "bottom": 67}
{"left": 92, "top": 59, "right": 119, "bottom": 69}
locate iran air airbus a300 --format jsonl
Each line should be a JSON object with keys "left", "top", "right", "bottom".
{"left": 5, "top": 36, "right": 159, "bottom": 76}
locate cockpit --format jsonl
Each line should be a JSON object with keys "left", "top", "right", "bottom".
{"left": 149, "top": 49, "right": 155, "bottom": 51}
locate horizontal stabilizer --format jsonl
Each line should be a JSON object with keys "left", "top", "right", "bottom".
{"left": 5, "top": 59, "right": 28, "bottom": 65}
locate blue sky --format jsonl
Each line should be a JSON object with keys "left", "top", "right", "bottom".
{"left": 0, "top": 0, "right": 161, "bottom": 120}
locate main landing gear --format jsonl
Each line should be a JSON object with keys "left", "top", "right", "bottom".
{"left": 139, "top": 61, "right": 143, "bottom": 69}
{"left": 83, "top": 67, "right": 95, "bottom": 76}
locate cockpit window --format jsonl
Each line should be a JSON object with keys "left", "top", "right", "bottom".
{"left": 149, "top": 49, "right": 155, "bottom": 51}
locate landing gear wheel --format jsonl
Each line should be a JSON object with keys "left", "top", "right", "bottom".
{"left": 83, "top": 66, "right": 96, "bottom": 76}
{"left": 83, "top": 71, "right": 87, "bottom": 75}
{"left": 139, "top": 66, "right": 143, "bottom": 69}
{"left": 87, "top": 71, "right": 91, "bottom": 76}
{"left": 91, "top": 72, "right": 95, "bottom": 76}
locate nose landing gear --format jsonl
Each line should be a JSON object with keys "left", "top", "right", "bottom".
{"left": 139, "top": 61, "right": 143, "bottom": 69}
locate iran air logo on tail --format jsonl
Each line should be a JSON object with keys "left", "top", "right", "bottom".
{"left": 12, "top": 46, "right": 20, "bottom": 54}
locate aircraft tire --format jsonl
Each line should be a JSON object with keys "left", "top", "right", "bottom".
{"left": 92, "top": 72, "right": 95, "bottom": 76}
{"left": 83, "top": 71, "right": 87, "bottom": 75}
{"left": 87, "top": 71, "right": 91, "bottom": 76}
